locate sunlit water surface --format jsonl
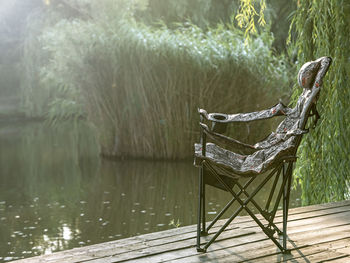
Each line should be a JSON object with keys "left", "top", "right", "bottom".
{"left": 0, "top": 121, "right": 301, "bottom": 262}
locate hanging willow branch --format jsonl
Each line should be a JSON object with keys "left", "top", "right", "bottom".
{"left": 289, "top": 0, "right": 350, "bottom": 205}
{"left": 235, "top": 0, "right": 266, "bottom": 44}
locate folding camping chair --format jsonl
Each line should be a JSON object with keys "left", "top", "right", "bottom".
{"left": 194, "top": 56, "right": 332, "bottom": 253}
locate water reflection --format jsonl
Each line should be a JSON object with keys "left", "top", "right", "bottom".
{"left": 0, "top": 121, "right": 301, "bottom": 262}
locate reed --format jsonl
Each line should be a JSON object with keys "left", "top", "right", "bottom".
{"left": 22, "top": 1, "right": 291, "bottom": 159}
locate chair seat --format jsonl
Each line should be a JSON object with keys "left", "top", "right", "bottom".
{"left": 194, "top": 137, "right": 296, "bottom": 178}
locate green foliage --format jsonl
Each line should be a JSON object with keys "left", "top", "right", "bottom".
{"left": 20, "top": 7, "right": 76, "bottom": 118}
{"left": 290, "top": 0, "right": 350, "bottom": 205}
{"left": 138, "top": 0, "right": 295, "bottom": 52}
{"left": 20, "top": 0, "right": 148, "bottom": 120}
{"left": 38, "top": 16, "right": 290, "bottom": 159}
{"left": 140, "top": 0, "right": 268, "bottom": 45}
{"left": 138, "top": 0, "right": 238, "bottom": 28}
{"left": 236, "top": 0, "right": 266, "bottom": 44}
{"left": 21, "top": 0, "right": 292, "bottom": 159}
{"left": 265, "top": 0, "right": 296, "bottom": 52}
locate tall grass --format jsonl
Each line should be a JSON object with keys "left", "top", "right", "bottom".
{"left": 22, "top": 1, "right": 291, "bottom": 159}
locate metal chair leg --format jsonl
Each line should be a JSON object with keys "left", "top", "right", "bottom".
{"left": 198, "top": 161, "right": 293, "bottom": 254}
{"left": 206, "top": 176, "right": 255, "bottom": 232}
{"left": 196, "top": 166, "right": 203, "bottom": 251}
{"left": 281, "top": 162, "right": 293, "bottom": 254}
{"left": 201, "top": 171, "right": 207, "bottom": 236}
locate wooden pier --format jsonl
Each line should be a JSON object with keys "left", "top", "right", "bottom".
{"left": 14, "top": 200, "right": 350, "bottom": 263}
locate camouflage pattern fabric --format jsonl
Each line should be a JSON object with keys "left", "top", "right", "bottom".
{"left": 194, "top": 57, "right": 332, "bottom": 178}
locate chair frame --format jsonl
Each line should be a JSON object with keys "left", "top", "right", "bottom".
{"left": 194, "top": 56, "right": 332, "bottom": 254}
{"left": 196, "top": 124, "right": 294, "bottom": 254}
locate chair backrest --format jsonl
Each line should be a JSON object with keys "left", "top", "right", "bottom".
{"left": 251, "top": 57, "right": 332, "bottom": 171}
{"left": 280, "top": 57, "right": 331, "bottom": 140}
{"left": 278, "top": 57, "right": 332, "bottom": 133}
{"left": 262, "top": 57, "right": 332, "bottom": 159}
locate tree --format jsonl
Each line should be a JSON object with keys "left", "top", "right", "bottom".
{"left": 290, "top": 0, "right": 350, "bottom": 205}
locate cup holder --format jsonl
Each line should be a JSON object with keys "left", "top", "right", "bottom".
{"left": 209, "top": 113, "right": 228, "bottom": 133}
{"left": 210, "top": 113, "right": 228, "bottom": 122}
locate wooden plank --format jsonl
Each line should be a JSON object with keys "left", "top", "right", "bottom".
{"left": 93, "top": 200, "right": 350, "bottom": 249}
{"left": 90, "top": 220, "right": 350, "bottom": 262}
{"left": 285, "top": 200, "right": 350, "bottom": 215}
{"left": 87, "top": 229, "right": 257, "bottom": 263}
{"left": 198, "top": 202, "right": 350, "bottom": 235}
{"left": 12, "top": 228, "right": 256, "bottom": 263}
{"left": 91, "top": 211, "right": 350, "bottom": 263}
{"left": 246, "top": 250, "right": 349, "bottom": 263}
{"left": 324, "top": 256, "right": 350, "bottom": 263}
{"left": 30, "top": 201, "right": 350, "bottom": 263}
{"left": 284, "top": 250, "right": 348, "bottom": 263}
{"left": 85, "top": 233, "right": 269, "bottom": 263}
{"left": 245, "top": 210, "right": 350, "bottom": 234}
{"left": 131, "top": 222, "right": 350, "bottom": 263}
{"left": 15, "top": 212, "right": 350, "bottom": 261}
{"left": 247, "top": 237, "right": 350, "bottom": 263}
{"left": 208, "top": 225, "right": 350, "bottom": 263}
{"left": 11, "top": 200, "right": 350, "bottom": 263}
{"left": 334, "top": 247, "right": 350, "bottom": 255}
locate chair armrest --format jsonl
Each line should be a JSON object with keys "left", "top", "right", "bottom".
{"left": 199, "top": 123, "right": 256, "bottom": 153}
{"left": 199, "top": 102, "right": 292, "bottom": 124}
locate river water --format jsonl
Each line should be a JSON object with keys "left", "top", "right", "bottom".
{"left": 0, "top": 121, "right": 301, "bottom": 262}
